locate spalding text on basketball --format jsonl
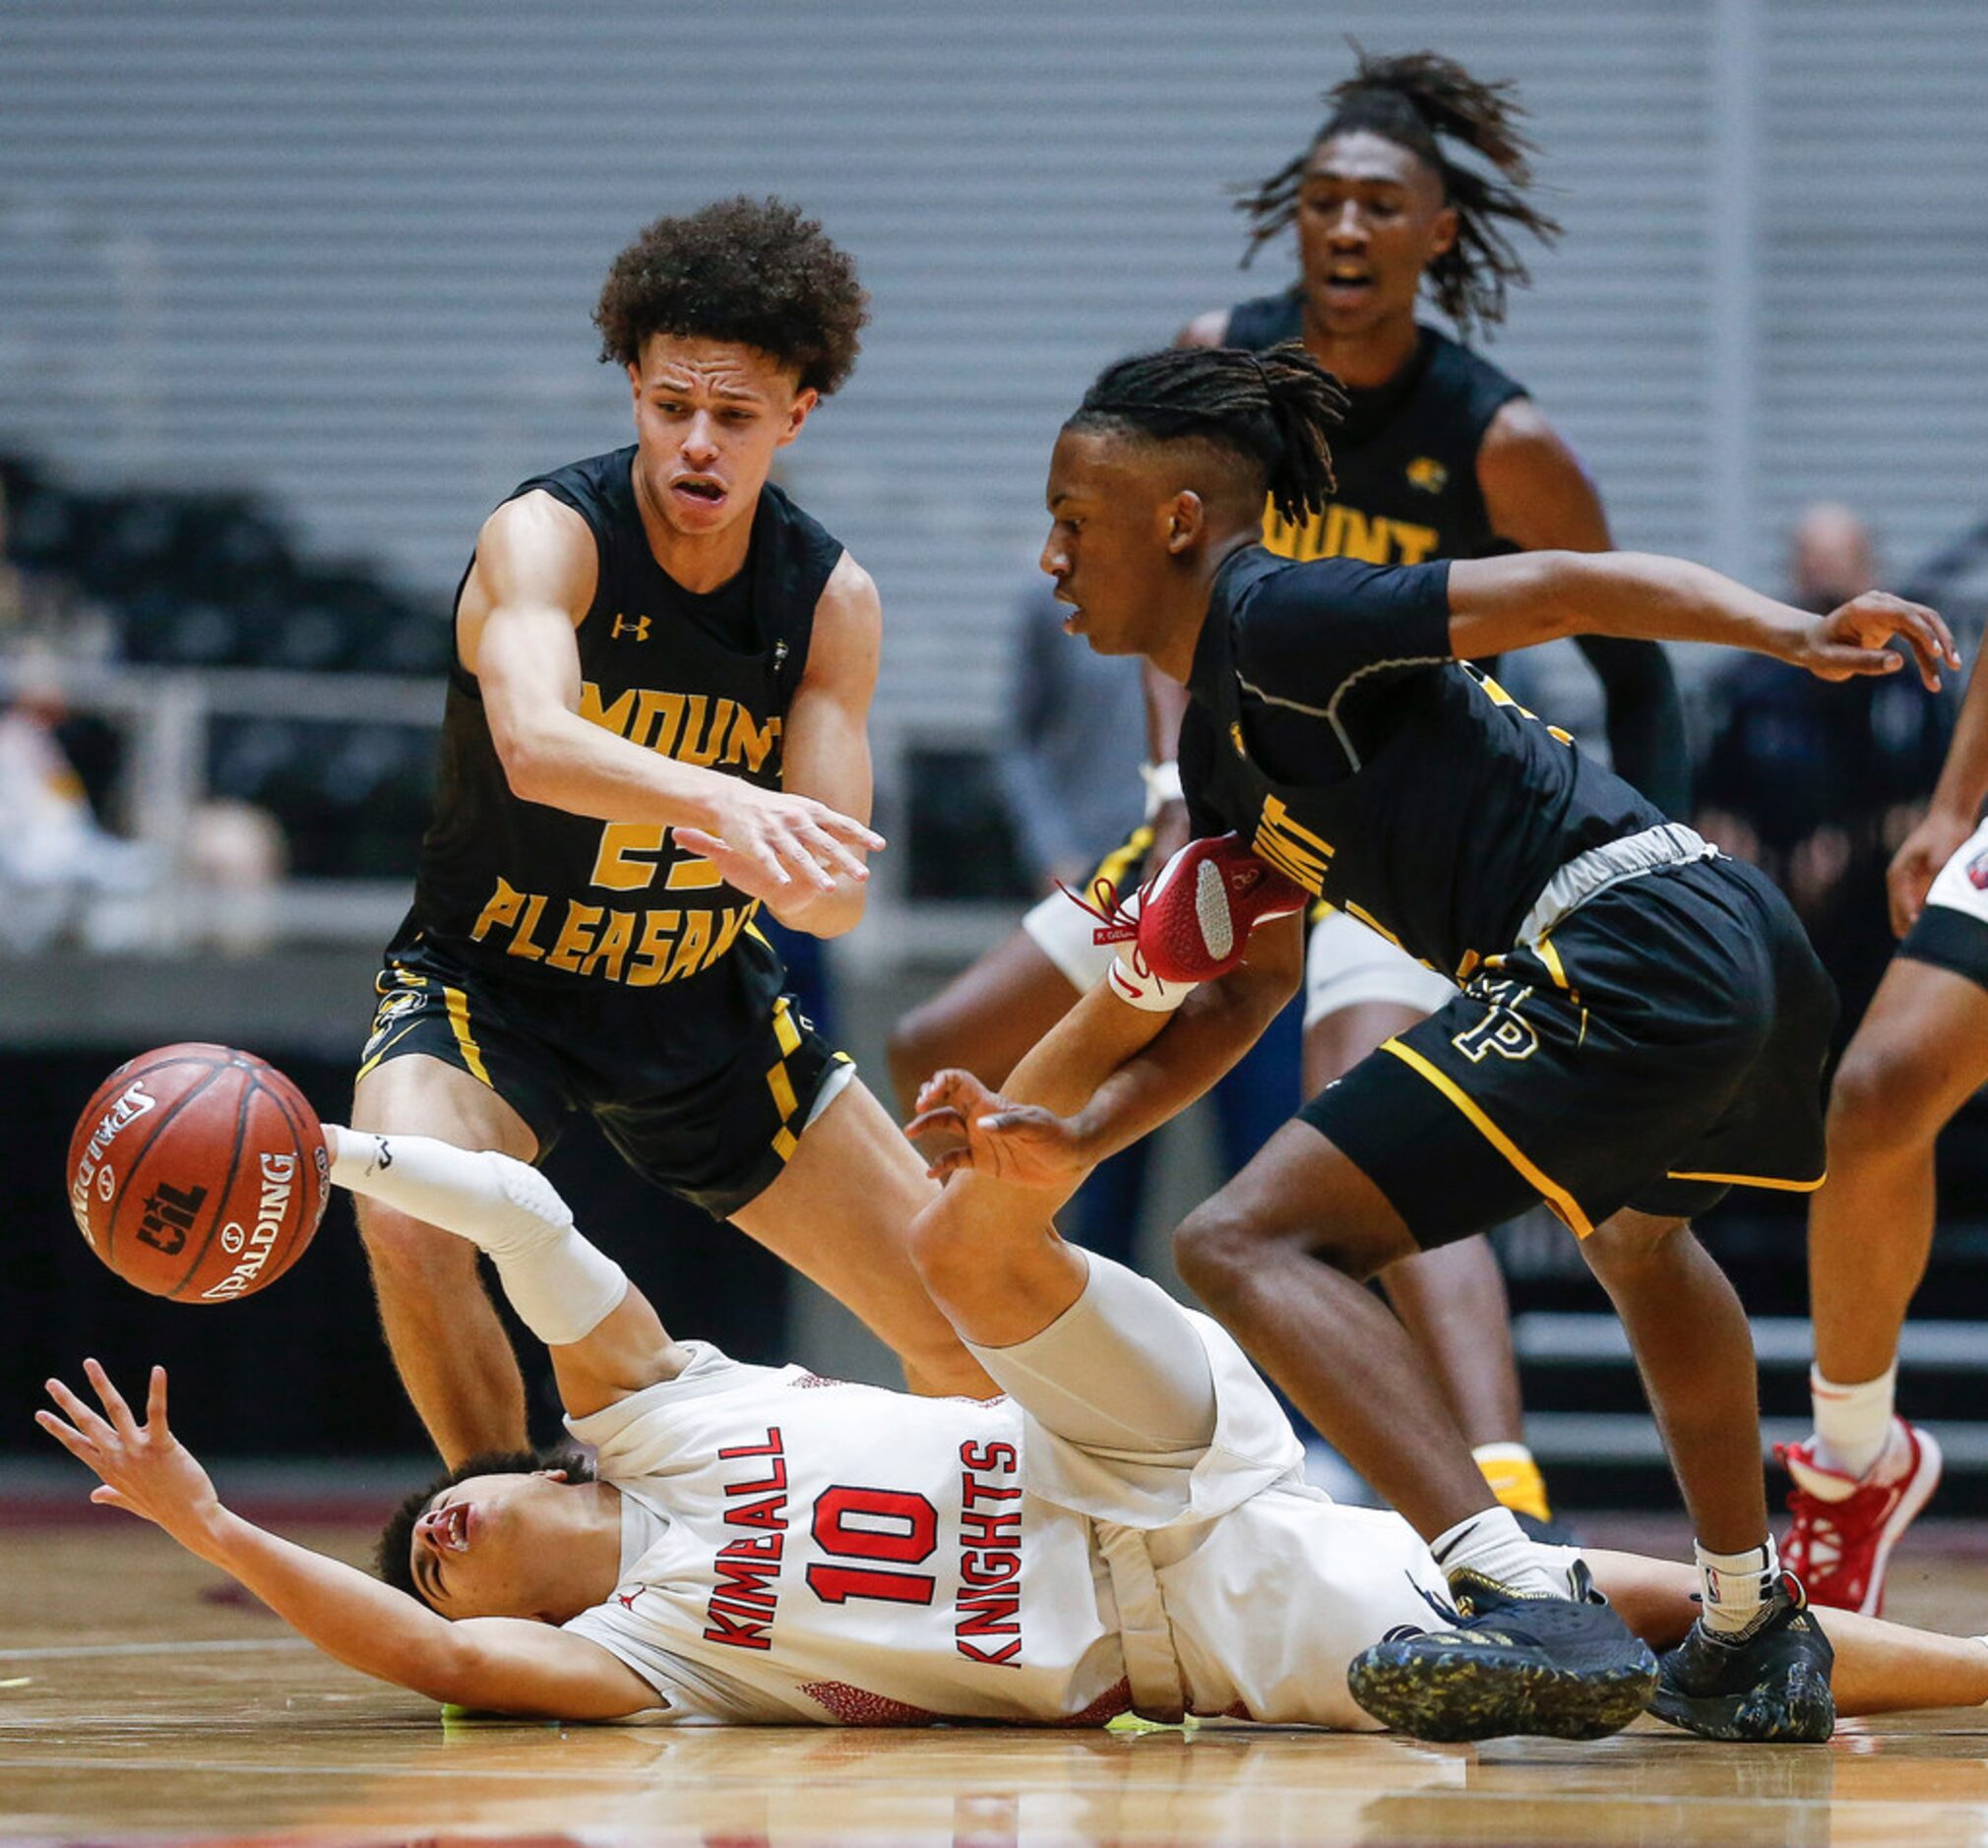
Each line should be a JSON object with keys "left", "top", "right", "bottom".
{"left": 198, "top": 1152, "right": 297, "bottom": 1300}
{"left": 69, "top": 1081, "right": 158, "bottom": 1243}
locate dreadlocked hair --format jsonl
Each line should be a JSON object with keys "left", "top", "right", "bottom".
{"left": 1235, "top": 45, "right": 1562, "bottom": 338}
{"left": 1068, "top": 343, "right": 1348, "bottom": 528}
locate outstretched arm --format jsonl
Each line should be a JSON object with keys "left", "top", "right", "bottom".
{"left": 326, "top": 1127, "right": 688, "bottom": 1417}
{"left": 465, "top": 493, "right": 881, "bottom": 908}
{"left": 1446, "top": 551, "right": 1959, "bottom": 693}
{"left": 36, "top": 1361, "right": 655, "bottom": 1719}
{"left": 1476, "top": 399, "right": 1688, "bottom": 812}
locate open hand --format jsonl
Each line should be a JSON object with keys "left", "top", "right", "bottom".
{"left": 904, "top": 1068, "right": 1090, "bottom": 1189}
{"left": 1887, "top": 808, "right": 1980, "bottom": 937}
{"left": 1796, "top": 592, "right": 1960, "bottom": 692}
{"left": 36, "top": 1361, "right": 220, "bottom": 1541}
{"left": 673, "top": 784, "right": 883, "bottom": 905}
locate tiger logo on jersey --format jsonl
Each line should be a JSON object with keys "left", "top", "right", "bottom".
{"left": 1405, "top": 457, "right": 1448, "bottom": 495}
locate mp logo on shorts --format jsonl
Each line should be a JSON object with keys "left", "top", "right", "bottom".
{"left": 364, "top": 986, "right": 426, "bottom": 1055}
{"left": 1452, "top": 979, "right": 1540, "bottom": 1064}
{"left": 1968, "top": 847, "right": 1988, "bottom": 892}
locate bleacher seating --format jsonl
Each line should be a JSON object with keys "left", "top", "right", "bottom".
{"left": 2, "top": 451, "right": 447, "bottom": 879}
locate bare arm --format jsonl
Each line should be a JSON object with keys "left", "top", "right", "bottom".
{"left": 1446, "top": 550, "right": 1959, "bottom": 693}
{"left": 690, "top": 551, "right": 880, "bottom": 938}
{"left": 37, "top": 1362, "right": 655, "bottom": 1719}
{"left": 463, "top": 492, "right": 880, "bottom": 903}
{"left": 1888, "top": 649, "right": 1988, "bottom": 933}
{"left": 1477, "top": 401, "right": 1691, "bottom": 812}
{"left": 912, "top": 910, "right": 1304, "bottom": 1191}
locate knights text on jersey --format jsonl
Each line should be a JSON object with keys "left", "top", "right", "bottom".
{"left": 1223, "top": 300, "right": 1525, "bottom": 567}
{"left": 560, "top": 1345, "right": 1128, "bottom": 1726}
{"left": 1180, "top": 547, "right": 1665, "bottom": 982}
{"left": 405, "top": 449, "right": 843, "bottom": 1000}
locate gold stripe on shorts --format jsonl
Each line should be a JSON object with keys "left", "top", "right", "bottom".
{"left": 443, "top": 985, "right": 493, "bottom": 1087}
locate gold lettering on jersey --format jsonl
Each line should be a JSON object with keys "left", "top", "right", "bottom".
{"left": 1262, "top": 498, "right": 1439, "bottom": 567}
{"left": 579, "top": 680, "right": 783, "bottom": 771}
{"left": 1252, "top": 794, "right": 1335, "bottom": 897}
{"left": 468, "top": 875, "right": 760, "bottom": 988}
{"left": 1468, "top": 667, "right": 1575, "bottom": 745}
{"left": 507, "top": 892, "right": 549, "bottom": 961}
{"left": 590, "top": 823, "right": 668, "bottom": 892}
{"left": 543, "top": 901, "right": 604, "bottom": 974}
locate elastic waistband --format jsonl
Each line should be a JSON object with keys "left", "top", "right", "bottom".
{"left": 1517, "top": 822, "right": 1718, "bottom": 949}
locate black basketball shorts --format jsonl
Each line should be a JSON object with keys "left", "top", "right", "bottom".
{"left": 357, "top": 935, "right": 852, "bottom": 1219}
{"left": 1299, "top": 856, "right": 1837, "bottom": 1245}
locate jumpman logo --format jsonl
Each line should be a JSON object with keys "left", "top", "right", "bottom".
{"left": 616, "top": 1587, "right": 643, "bottom": 1610}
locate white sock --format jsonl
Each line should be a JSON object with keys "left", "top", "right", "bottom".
{"left": 328, "top": 1126, "right": 627, "bottom": 1346}
{"left": 1106, "top": 953, "right": 1197, "bottom": 1014}
{"left": 1811, "top": 1363, "right": 1897, "bottom": 1482}
{"left": 1696, "top": 1535, "right": 1779, "bottom": 1636}
{"left": 1430, "top": 1505, "right": 1570, "bottom": 1603}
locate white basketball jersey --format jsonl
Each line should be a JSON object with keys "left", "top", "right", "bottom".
{"left": 563, "top": 1345, "right": 1130, "bottom": 1725}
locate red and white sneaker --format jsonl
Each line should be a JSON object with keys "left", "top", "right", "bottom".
{"left": 1777, "top": 1419, "right": 1943, "bottom": 1616}
{"left": 1136, "top": 832, "right": 1307, "bottom": 983}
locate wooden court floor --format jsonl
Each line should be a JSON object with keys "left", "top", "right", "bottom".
{"left": 10, "top": 1519, "right": 1988, "bottom": 1845}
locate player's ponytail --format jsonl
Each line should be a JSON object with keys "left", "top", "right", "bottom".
{"left": 1235, "top": 44, "right": 1563, "bottom": 338}
{"left": 1066, "top": 343, "right": 1347, "bottom": 527}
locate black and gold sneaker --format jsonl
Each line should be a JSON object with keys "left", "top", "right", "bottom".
{"left": 1347, "top": 1560, "right": 1658, "bottom": 1743}
{"left": 1648, "top": 1572, "right": 1835, "bottom": 1743}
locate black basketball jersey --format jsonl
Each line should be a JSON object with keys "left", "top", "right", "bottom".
{"left": 1179, "top": 546, "right": 1664, "bottom": 982}
{"left": 404, "top": 447, "right": 843, "bottom": 1004}
{"left": 1224, "top": 291, "right": 1524, "bottom": 566}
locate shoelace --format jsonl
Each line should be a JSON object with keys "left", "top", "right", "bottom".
{"left": 1057, "top": 869, "right": 1156, "bottom": 975}
{"left": 1782, "top": 1489, "right": 1847, "bottom": 1582}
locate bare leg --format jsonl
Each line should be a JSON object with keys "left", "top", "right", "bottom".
{"left": 350, "top": 1054, "right": 539, "bottom": 1465}
{"left": 1174, "top": 1120, "right": 1499, "bottom": 1541}
{"left": 730, "top": 1078, "right": 997, "bottom": 1398}
{"left": 1307, "top": 999, "right": 1526, "bottom": 1449}
{"left": 886, "top": 929, "right": 1082, "bottom": 1118}
{"left": 1585, "top": 1549, "right": 1988, "bottom": 1716}
{"left": 1581, "top": 1209, "right": 1766, "bottom": 1554}
{"left": 1811, "top": 957, "right": 1988, "bottom": 1386}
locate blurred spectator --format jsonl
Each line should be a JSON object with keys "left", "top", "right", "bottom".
{"left": 183, "top": 798, "right": 286, "bottom": 955}
{"left": 0, "top": 652, "right": 157, "bottom": 950}
{"left": 995, "top": 581, "right": 1147, "bottom": 893}
{"left": 1696, "top": 504, "right": 1951, "bottom": 1032}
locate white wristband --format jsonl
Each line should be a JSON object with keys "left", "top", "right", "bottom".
{"left": 1140, "top": 760, "right": 1184, "bottom": 822}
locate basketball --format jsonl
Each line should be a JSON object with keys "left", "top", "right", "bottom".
{"left": 65, "top": 1043, "right": 330, "bottom": 1304}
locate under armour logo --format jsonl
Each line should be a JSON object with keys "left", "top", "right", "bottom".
{"left": 612, "top": 614, "right": 652, "bottom": 643}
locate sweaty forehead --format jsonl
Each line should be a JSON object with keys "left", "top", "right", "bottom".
{"left": 637, "top": 336, "right": 794, "bottom": 399}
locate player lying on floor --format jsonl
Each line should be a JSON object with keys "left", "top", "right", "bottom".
{"left": 34, "top": 1009, "right": 1988, "bottom": 1741}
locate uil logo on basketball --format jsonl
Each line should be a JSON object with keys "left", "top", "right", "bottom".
{"left": 137, "top": 1181, "right": 209, "bottom": 1256}
{"left": 1453, "top": 980, "right": 1540, "bottom": 1064}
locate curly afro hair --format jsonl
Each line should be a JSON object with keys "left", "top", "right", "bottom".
{"left": 594, "top": 197, "right": 868, "bottom": 396}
